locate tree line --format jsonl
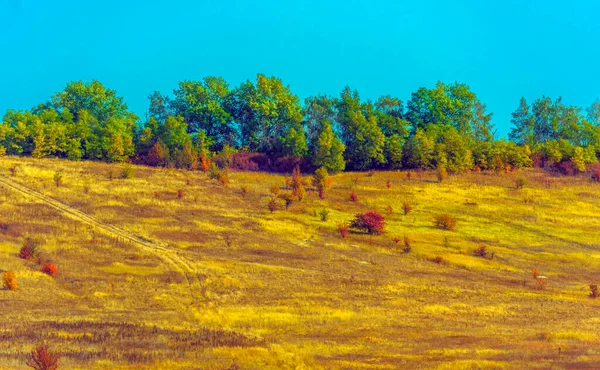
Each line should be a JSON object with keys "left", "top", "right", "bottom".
{"left": 1, "top": 76, "right": 599, "bottom": 174}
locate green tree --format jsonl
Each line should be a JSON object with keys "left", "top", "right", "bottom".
{"left": 403, "top": 128, "right": 435, "bottom": 169}
{"left": 509, "top": 97, "right": 534, "bottom": 146}
{"left": 228, "top": 74, "right": 307, "bottom": 157}
{"left": 336, "top": 88, "right": 385, "bottom": 170}
{"left": 51, "top": 80, "right": 135, "bottom": 123}
{"left": 312, "top": 119, "right": 346, "bottom": 173}
{"left": 170, "top": 77, "right": 236, "bottom": 149}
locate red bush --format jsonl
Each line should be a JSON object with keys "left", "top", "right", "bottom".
{"left": 350, "top": 190, "right": 358, "bottom": 202}
{"left": 26, "top": 344, "right": 61, "bottom": 370}
{"left": 350, "top": 212, "right": 386, "bottom": 235}
{"left": 272, "top": 156, "right": 311, "bottom": 173}
{"left": 42, "top": 262, "right": 58, "bottom": 277}
{"left": 592, "top": 170, "right": 600, "bottom": 182}
{"left": 19, "top": 238, "right": 39, "bottom": 260}
{"left": 230, "top": 152, "right": 270, "bottom": 172}
{"left": 337, "top": 223, "right": 349, "bottom": 238}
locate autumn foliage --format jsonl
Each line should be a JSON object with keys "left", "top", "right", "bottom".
{"left": 350, "top": 211, "right": 386, "bottom": 235}
{"left": 26, "top": 345, "right": 61, "bottom": 370}
{"left": 2, "top": 271, "right": 17, "bottom": 291}
{"left": 42, "top": 262, "right": 58, "bottom": 277}
{"left": 287, "top": 166, "right": 306, "bottom": 201}
{"left": 19, "top": 238, "right": 39, "bottom": 261}
{"left": 337, "top": 223, "right": 349, "bottom": 238}
{"left": 313, "top": 167, "right": 332, "bottom": 199}
{"left": 433, "top": 214, "right": 457, "bottom": 230}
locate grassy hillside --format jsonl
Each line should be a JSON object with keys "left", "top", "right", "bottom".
{"left": 1, "top": 157, "right": 600, "bottom": 369}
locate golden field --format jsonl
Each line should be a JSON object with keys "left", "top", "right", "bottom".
{"left": 1, "top": 157, "right": 600, "bottom": 369}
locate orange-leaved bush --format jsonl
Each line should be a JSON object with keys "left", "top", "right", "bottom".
{"left": 287, "top": 166, "right": 306, "bottom": 201}
{"left": 42, "top": 262, "right": 58, "bottom": 277}
{"left": 2, "top": 271, "right": 17, "bottom": 291}
{"left": 313, "top": 167, "right": 332, "bottom": 199}
{"left": 350, "top": 211, "right": 386, "bottom": 235}
{"left": 349, "top": 190, "right": 358, "bottom": 202}
{"left": 433, "top": 214, "right": 456, "bottom": 230}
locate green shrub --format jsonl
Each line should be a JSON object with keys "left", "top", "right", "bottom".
{"left": 121, "top": 164, "right": 134, "bottom": 179}
{"left": 318, "top": 208, "right": 330, "bottom": 222}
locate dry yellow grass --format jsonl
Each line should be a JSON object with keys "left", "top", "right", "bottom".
{"left": 1, "top": 157, "right": 600, "bottom": 369}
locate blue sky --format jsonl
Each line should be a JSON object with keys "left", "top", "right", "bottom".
{"left": 1, "top": 0, "right": 599, "bottom": 137}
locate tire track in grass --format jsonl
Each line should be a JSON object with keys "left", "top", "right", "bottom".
{"left": 0, "top": 175, "right": 201, "bottom": 302}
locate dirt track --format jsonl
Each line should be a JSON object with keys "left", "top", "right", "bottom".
{"left": 0, "top": 175, "right": 202, "bottom": 301}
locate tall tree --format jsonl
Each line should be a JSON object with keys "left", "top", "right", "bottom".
{"left": 51, "top": 80, "right": 135, "bottom": 123}
{"left": 374, "top": 95, "right": 409, "bottom": 169}
{"left": 336, "top": 88, "right": 385, "bottom": 170}
{"left": 312, "top": 119, "right": 346, "bottom": 173}
{"left": 303, "top": 95, "right": 337, "bottom": 150}
{"left": 170, "top": 77, "right": 236, "bottom": 149}
{"left": 508, "top": 97, "right": 534, "bottom": 145}
{"left": 228, "top": 74, "right": 307, "bottom": 157}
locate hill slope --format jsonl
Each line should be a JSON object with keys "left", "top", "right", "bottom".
{"left": 1, "top": 157, "right": 600, "bottom": 369}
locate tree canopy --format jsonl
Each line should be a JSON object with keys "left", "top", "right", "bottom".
{"left": 1, "top": 76, "right": 599, "bottom": 174}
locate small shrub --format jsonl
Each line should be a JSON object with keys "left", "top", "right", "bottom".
{"left": 349, "top": 190, "right": 359, "bottom": 202}
{"left": 53, "top": 172, "right": 63, "bottom": 187}
{"left": 318, "top": 208, "right": 330, "bottom": 222}
{"left": 473, "top": 244, "right": 489, "bottom": 258}
{"left": 337, "top": 223, "right": 349, "bottom": 238}
{"left": 385, "top": 205, "right": 393, "bottom": 215}
{"left": 19, "top": 238, "right": 39, "bottom": 261}
{"left": 433, "top": 214, "right": 456, "bottom": 231}
{"left": 9, "top": 164, "right": 19, "bottom": 177}
{"left": 393, "top": 237, "right": 401, "bottom": 245}
{"left": 267, "top": 197, "right": 278, "bottom": 213}
{"left": 386, "top": 180, "right": 391, "bottom": 189}
{"left": 207, "top": 163, "right": 220, "bottom": 180}
{"left": 350, "top": 211, "right": 386, "bottom": 235}
{"left": 532, "top": 269, "right": 547, "bottom": 290}
{"left": 278, "top": 192, "right": 297, "bottom": 209}
{"left": 177, "top": 189, "right": 184, "bottom": 199}
{"left": 436, "top": 166, "right": 448, "bottom": 182}
{"left": 200, "top": 152, "right": 211, "bottom": 172}
{"left": 2, "top": 271, "right": 17, "bottom": 291}
{"left": 270, "top": 185, "right": 280, "bottom": 196}
{"left": 402, "top": 201, "right": 412, "bottom": 215}
{"left": 403, "top": 235, "right": 411, "bottom": 253}
{"left": 352, "top": 177, "right": 360, "bottom": 186}
{"left": 472, "top": 166, "right": 481, "bottom": 173}
{"left": 313, "top": 167, "right": 332, "bottom": 199}
{"left": 107, "top": 169, "right": 114, "bottom": 181}
{"left": 26, "top": 344, "right": 61, "bottom": 370}
{"left": 431, "top": 256, "right": 445, "bottom": 264}
{"left": 83, "top": 183, "right": 91, "bottom": 194}
{"left": 590, "top": 284, "right": 599, "bottom": 299}
{"left": 515, "top": 177, "right": 526, "bottom": 189}
{"left": 42, "top": 262, "right": 58, "bottom": 277}
{"left": 367, "top": 170, "right": 375, "bottom": 177}
{"left": 592, "top": 170, "right": 600, "bottom": 182}
{"left": 406, "top": 171, "right": 412, "bottom": 181}
{"left": 121, "top": 164, "right": 133, "bottom": 179}
{"left": 240, "top": 185, "right": 249, "bottom": 198}
{"left": 288, "top": 166, "right": 306, "bottom": 201}
{"left": 218, "top": 171, "right": 229, "bottom": 186}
